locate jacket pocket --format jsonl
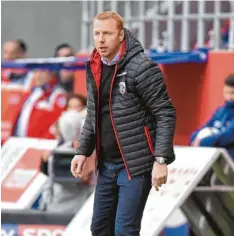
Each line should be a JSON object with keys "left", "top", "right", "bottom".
{"left": 144, "top": 126, "right": 154, "bottom": 155}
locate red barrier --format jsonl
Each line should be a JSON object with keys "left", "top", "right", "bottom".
{"left": 74, "top": 52, "right": 90, "bottom": 97}
{"left": 75, "top": 69, "right": 87, "bottom": 96}
{"left": 161, "top": 63, "right": 207, "bottom": 145}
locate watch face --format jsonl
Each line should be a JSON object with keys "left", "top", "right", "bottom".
{"left": 157, "top": 157, "right": 165, "bottom": 164}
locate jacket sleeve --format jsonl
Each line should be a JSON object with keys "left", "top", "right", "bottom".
{"left": 189, "top": 107, "right": 221, "bottom": 144}
{"left": 75, "top": 94, "right": 95, "bottom": 157}
{"left": 200, "top": 119, "right": 234, "bottom": 147}
{"left": 135, "top": 59, "right": 176, "bottom": 164}
{"left": 190, "top": 112, "right": 218, "bottom": 144}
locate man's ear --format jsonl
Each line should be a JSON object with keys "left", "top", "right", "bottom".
{"left": 119, "top": 30, "right": 124, "bottom": 42}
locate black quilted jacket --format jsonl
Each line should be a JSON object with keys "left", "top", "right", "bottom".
{"left": 76, "top": 28, "right": 176, "bottom": 179}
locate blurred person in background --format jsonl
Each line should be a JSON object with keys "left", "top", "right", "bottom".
{"left": 3, "top": 39, "right": 27, "bottom": 60}
{"left": 54, "top": 43, "right": 75, "bottom": 93}
{"left": 71, "top": 11, "right": 176, "bottom": 236}
{"left": 66, "top": 93, "right": 87, "bottom": 118}
{"left": 13, "top": 70, "right": 67, "bottom": 139}
{"left": 41, "top": 93, "right": 87, "bottom": 172}
{"left": 40, "top": 108, "right": 95, "bottom": 214}
{"left": 53, "top": 93, "right": 87, "bottom": 140}
{"left": 2, "top": 39, "right": 28, "bottom": 83}
{"left": 191, "top": 74, "right": 234, "bottom": 159}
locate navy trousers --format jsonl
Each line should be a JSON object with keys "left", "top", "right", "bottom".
{"left": 91, "top": 161, "right": 152, "bottom": 236}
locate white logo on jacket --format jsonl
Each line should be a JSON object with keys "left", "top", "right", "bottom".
{"left": 119, "top": 82, "right": 126, "bottom": 94}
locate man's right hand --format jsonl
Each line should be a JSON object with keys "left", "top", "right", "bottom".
{"left": 71, "top": 155, "right": 87, "bottom": 178}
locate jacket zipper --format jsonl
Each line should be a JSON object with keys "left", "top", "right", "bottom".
{"left": 144, "top": 126, "right": 154, "bottom": 155}
{"left": 96, "top": 90, "right": 100, "bottom": 162}
{"left": 109, "top": 65, "right": 132, "bottom": 180}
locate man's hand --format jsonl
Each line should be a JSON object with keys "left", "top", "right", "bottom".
{"left": 191, "top": 138, "right": 201, "bottom": 147}
{"left": 151, "top": 162, "right": 168, "bottom": 191}
{"left": 41, "top": 150, "right": 51, "bottom": 163}
{"left": 71, "top": 155, "right": 87, "bottom": 178}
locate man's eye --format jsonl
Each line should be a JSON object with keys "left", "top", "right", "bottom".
{"left": 94, "top": 32, "right": 100, "bottom": 36}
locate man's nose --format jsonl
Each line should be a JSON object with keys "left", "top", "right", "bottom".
{"left": 98, "top": 34, "right": 105, "bottom": 43}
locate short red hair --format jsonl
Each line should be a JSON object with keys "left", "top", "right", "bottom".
{"left": 93, "top": 11, "right": 124, "bottom": 31}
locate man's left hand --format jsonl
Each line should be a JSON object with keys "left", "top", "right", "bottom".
{"left": 151, "top": 162, "right": 168, "bottom": 191}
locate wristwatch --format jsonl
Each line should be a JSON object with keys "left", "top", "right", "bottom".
{"left": 155, "top": 157, "right": 167, "bottom": 164}
{"left": 74, "top": 148, "right": 80, "bottom": 155}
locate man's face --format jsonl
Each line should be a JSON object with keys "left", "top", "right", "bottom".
{"left": 57, "top": 47, "right": 74, "bottom": 82}
{"left": 223, "top": 85, "right": 234, "bottom": 102}
{"left": 93, "top": 19, "right": 124, "bottom": 61}
{"left": 3, "top": 41, "right": 22, "bottom": 60}
{"left": 57, "top": 47, "right": 73, "bottom": 57}
{"left": 67, "top": 98, "right": 84, "bottom": 112}
{"left": 35, "top": 70, "right": 52, "bottom": 86}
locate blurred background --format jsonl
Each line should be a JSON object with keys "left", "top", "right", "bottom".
{"left": 1, "top": 1, "right": 234, "bottom": 236}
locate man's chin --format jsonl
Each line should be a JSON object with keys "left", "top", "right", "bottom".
{"left": 99, "top": 51, "right": 109, "bottom": 57}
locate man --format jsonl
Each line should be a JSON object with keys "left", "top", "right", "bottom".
{"left": 54, "top": 43, "right": 75, "bottom": 92}
{"left": 2, "top": 39, "right": 28, "bottom": 83}
{"left": 2, "top": 39, "right": 27, "bottom": 61}
{"left": 71, "top": 11, "right": 176, "bottom": 236}
{"left": 191, "top": 74, "right": 234, "bottom": 158}
{"left": 14, "top": 70, "right": 67, "bottom": 139}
